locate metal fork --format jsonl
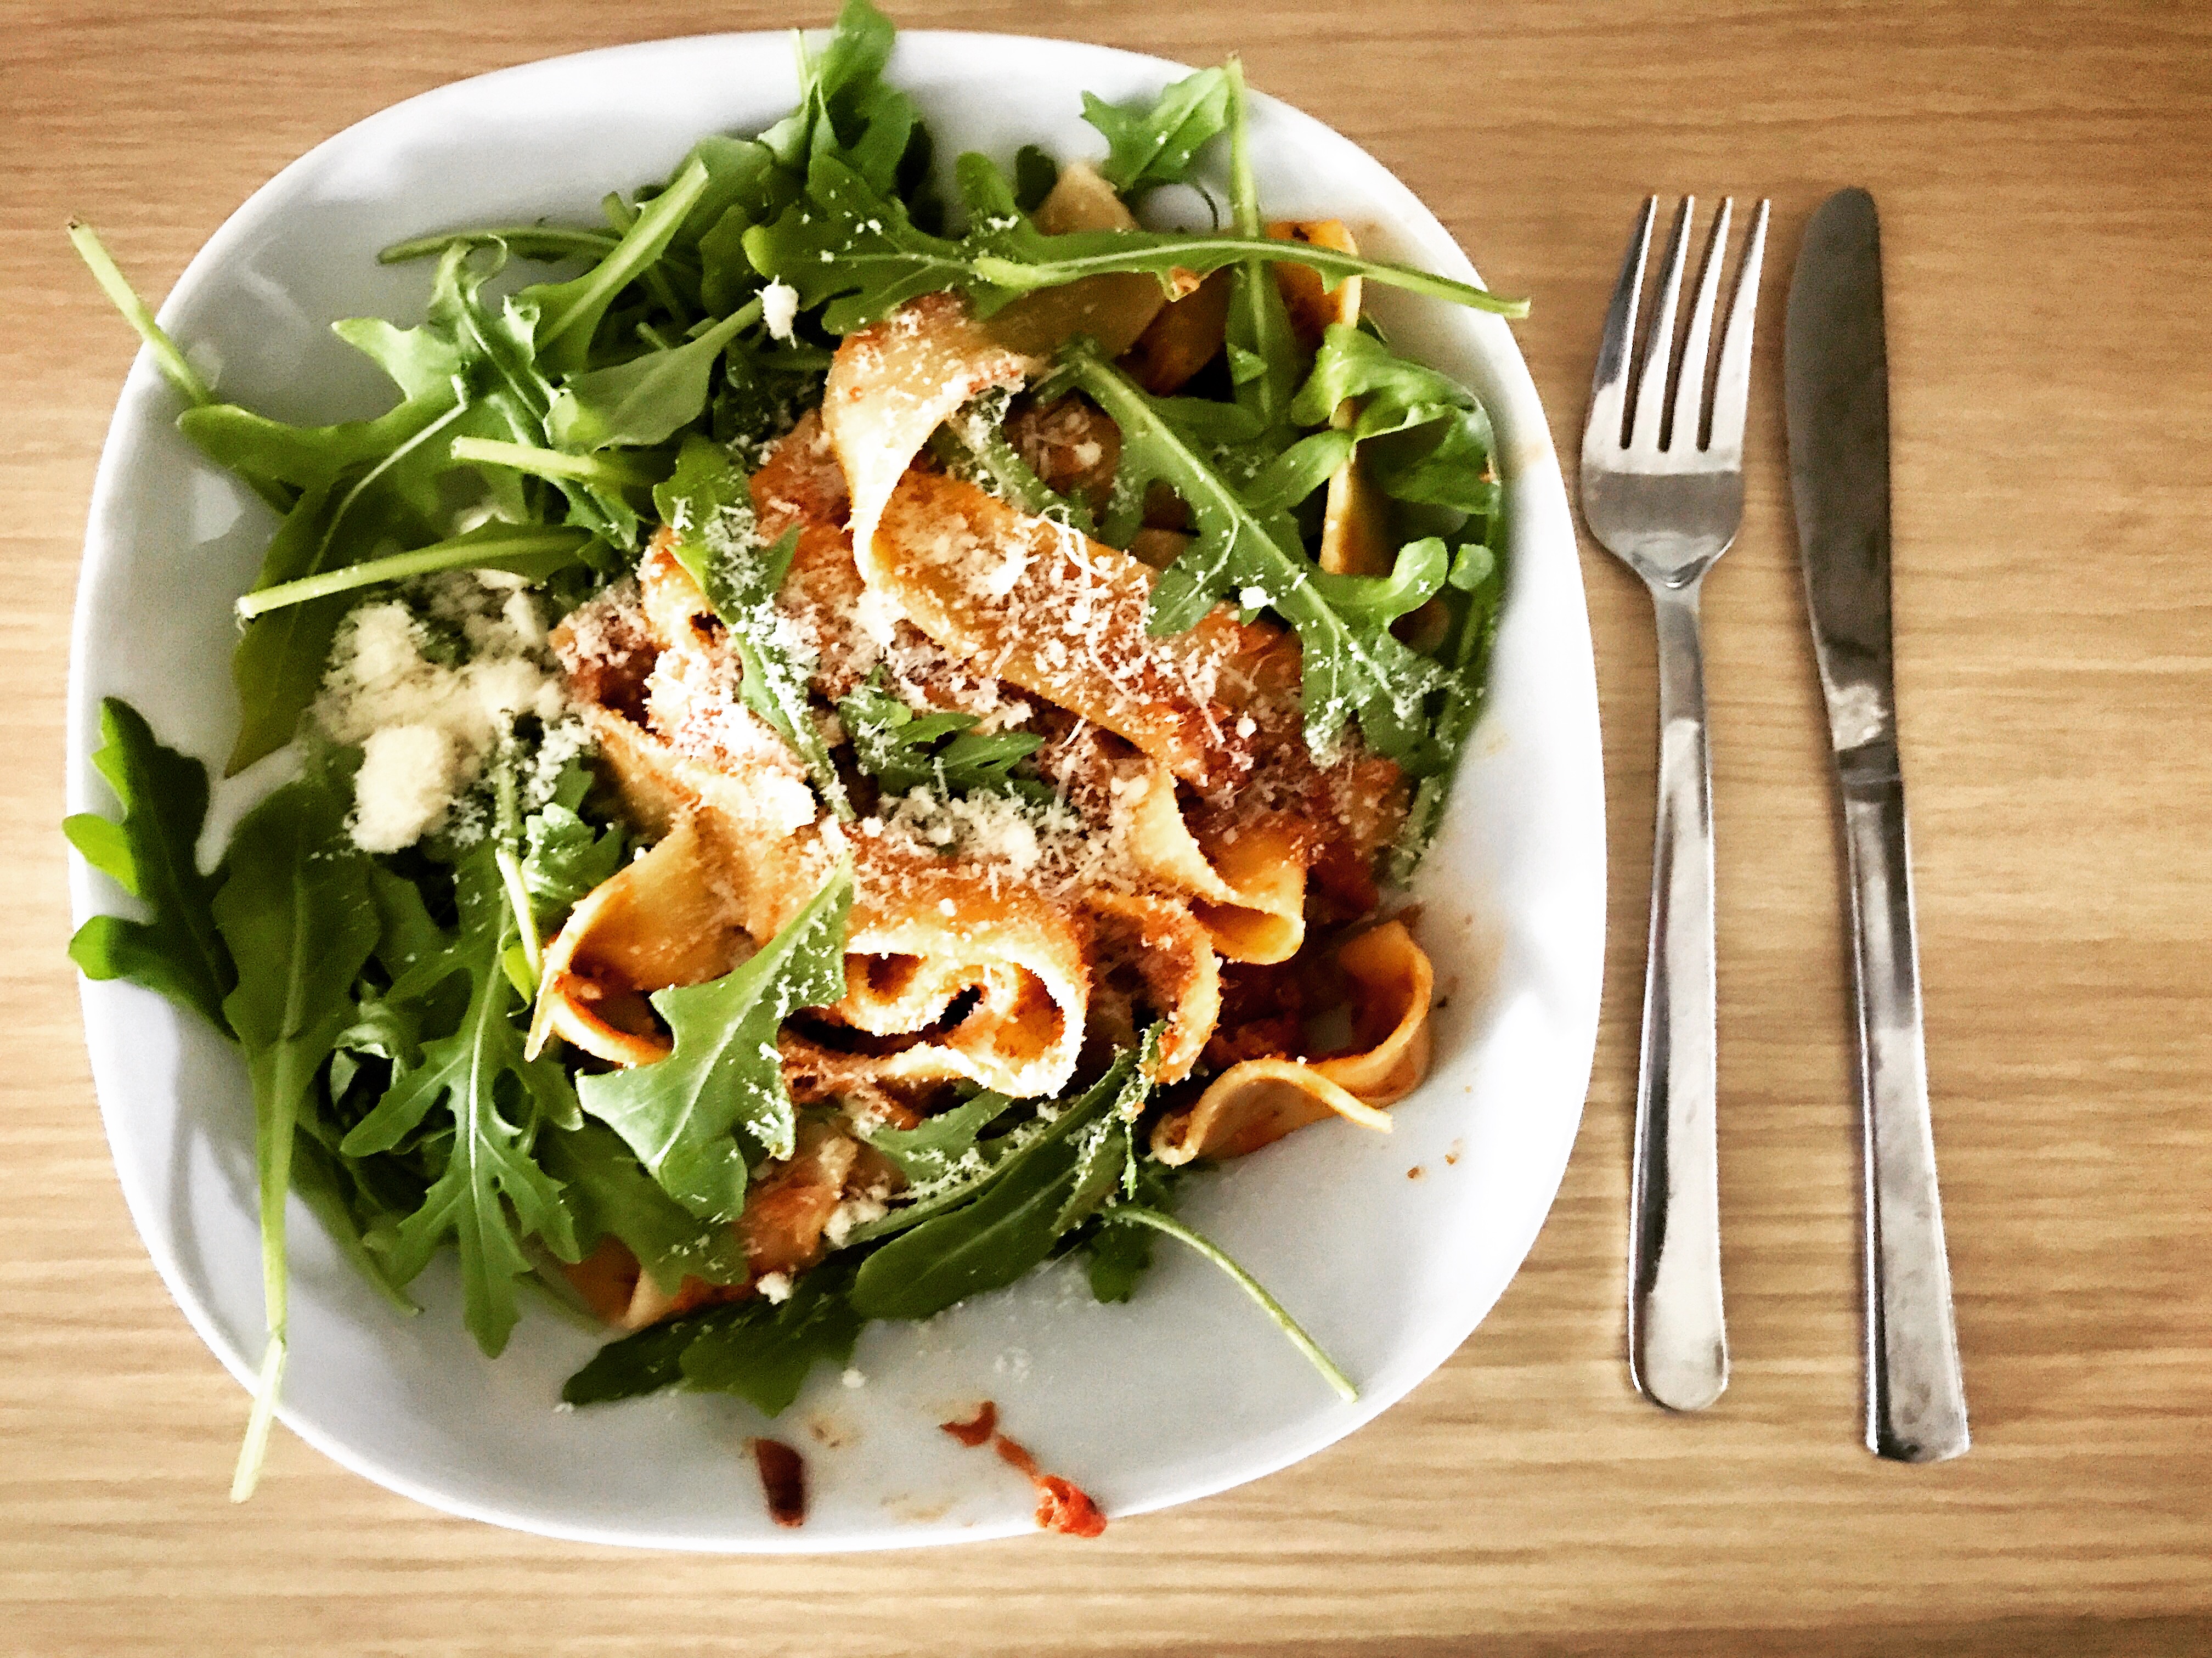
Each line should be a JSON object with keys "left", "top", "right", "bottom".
{"left": 1581, "top": 195, "right": 1770, "bottom": 1412}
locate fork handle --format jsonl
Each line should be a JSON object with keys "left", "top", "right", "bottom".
{"left": 1839, "top": 772, "right": 1970, "bottom": 1461}
{"left": 1627, "top": 577, "right": 1729, "bottom": 1411}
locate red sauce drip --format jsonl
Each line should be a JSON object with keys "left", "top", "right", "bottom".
{"left": 992, "top": 1433, "right": 1040, "bottom": 1481}
{"left": 938, "top": 1401, "right": 1108, "bottom": 1537}
{"left": 749, "top": 1437, "right": 807, "bottom": 1529}
{"left": 1034, "top": 1475, "right": 1108, "bottom": 1538}
{"left": 940, "top": 1400, "right": 999, "bottom": 1447}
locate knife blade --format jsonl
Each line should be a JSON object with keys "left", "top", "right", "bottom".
{"left": 1785, "top": 187, "right": 1970, "bottom": 1463}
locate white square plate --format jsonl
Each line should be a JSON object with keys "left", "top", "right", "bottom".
{"left": 67, "top": 26, "right": 1606, "bottom": 1550}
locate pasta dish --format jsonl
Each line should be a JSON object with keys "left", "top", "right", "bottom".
{"left": 64, "top": 0, "right": 1522, "bottom": 1523}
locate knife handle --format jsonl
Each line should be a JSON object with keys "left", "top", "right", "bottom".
{"left": 1839, "top": 772, "right": 1970, "bottom": 1462}
{"left": 1626, "top": 578, "right": 1728, "bottom": 1412}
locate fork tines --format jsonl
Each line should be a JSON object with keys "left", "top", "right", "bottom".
{"left": 1588, "top": 196, "right": 1770, "bottom": 471}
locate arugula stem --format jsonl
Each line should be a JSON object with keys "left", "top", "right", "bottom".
{"left": 1103, "top": 1205, "right": 1358, "bottom": 1401}
{"left": 229, "top": 1335, "right": 286, "bottom": 1502}
{"left": 67, "top": 219, "right": 216, "bottom": 407}
{"left": 70, "top": 216, "right": 298, "bottom": 520}
{"left": 225, "top": 399, "right": 475, "bottom": 650}
{"left": 451, "top": 436, "right": 662, "bottom": 490}
{"left": 234, "top": 526, "right": 592, "bottom": 619}
{"left": 970, "top": 240, "right": 1529, "bottom": 318}
{"left": 495, "top": 849, "right": 541, "bottom": 991}
{"left": 1225, "top": 58, "right": 1261, "bottom": 240}
{"left": 378, "top": 225, "right": 620, "bottom": 266}
{"left": 492, "top": 764, "right": 543, "bottom": 989}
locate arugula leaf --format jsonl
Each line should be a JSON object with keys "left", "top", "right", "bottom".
{"left": 1291, "top": 322, "right": 1499, "bottom": 515}
{"left": 217, "top": 240, "right": 646, "bottom": 773}
{"left": 927, "top": 394, "right": 1088, "bottom": 528}
{"left": 522, "top": 159, "right": 712, "bottom": 378}
{"left": 340, "top": 844, "right": 583, "bottom": 1357}
{"left": 837, "top": 672, "right": 1045, "bottom": 801}
{"left": 289, "top": 1135, "right": 421, "bottom": 1317}
{"left": 333, "top": 312, "right": 472, "bottom": 400}
{"left": 746, "top": 154, "right": 1527, "bottom": 339}
{"left": 1081, "top": 1155, "right": 1189, "bottom": 1303}
{"left": 448, "top": 435, "right": 664, "bottom": 492}
{"left": 743, "top": 156, "right": 971, "bottom": 336}
{"left": 545, "top": 298, "right": 761, "bottom": 452}
{"left": 1081, "top": 68, "right": 1232, "bottom": 195}
{"left": 857, "top": 1088, "right": 1020, "bottom": 1185}
{"left": 1310, "top": 535, "right": 1450, "bottom": 627}
{"left": 577, "top": 855, "right": 854, "bottom": 1220}
{"left": 760, "top": 0, "right": 893, "bottom": 165}
{"left": 520, "top": 800, "right": 624, "bottom": 926}
{"left": 327, "top": 992, "right": 424, "bottom": 1101}
{"left": 714, "top": 337, "right": 834, "bottom": 455}
{"left": 759, "top": 0, "right": 920, "bottom": 201}
{"left": 669, "top": 134, "right": 791, "bottom": 257}
{"left": 561, "top": 1262, "right": 863, "bottom": 1413}
{"left": 560, "top": 1312, "right": 697, "bottom": 1406}
{"left": 442, "top": 248, "right": 650, "bottom": 549}
{"left": 968, "top": 223, "right": 1528, "bottom": 319}
{"left": 1060, "top": 343, "right": 1456, "bottom": 771}
{"left": 1012, "top": 145, "right": 1059, "bottom": 212}
{"left": 655, "top": 435, "right": 850, "bottom": 816}
{"left": 1239, "top": 428, "right": 1355, "bottom": 516}
{"left": 366, "top": 863, "right": 454, "bottom": 1001}
{"left": 210, "top": 769, "right": 380, "bottom": 1497}
{"left": 1390, "top": 527, "right": 1509, "bottom": 883}
{"left": 538, "top": 1120, "right": 751, "bottom": 1294}
{"left": 848, "top": 1124, "right": 1087, "bottom": 1319}
{"left": 678, "top": 1266, "right": 865, "bottom": 1413}
{"left": 223, "top": 397, "right": 474, "bottom": 774}
{"left": 65, "top": 698, "right": 235, "bottom": 1030}
{"left": 1083, "top": 1219, "right": 1154, "bottom": 1304}
{"left": 848, "top": 1043, "right": 1154, "bottom": 1321}
{"left": 179, "top": 393, "right": 461, "bottom": 512}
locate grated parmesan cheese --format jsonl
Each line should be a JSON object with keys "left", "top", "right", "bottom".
{"left": 351, "top": 725, "right": 462, "bottom": 855}
{"left": 822, "top": 1192, "right": 889, "bottom": 1249}
{"left": 317, "top": 572, "right": 569, "bottom": 852}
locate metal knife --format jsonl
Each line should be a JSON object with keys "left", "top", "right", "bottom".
{"left": 1784, "top": 187, "right": 1970, "bottom": 1463}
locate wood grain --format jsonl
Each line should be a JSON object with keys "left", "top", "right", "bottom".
{"left": 6, "top": 1, "right": 2210, "bottom": 1651}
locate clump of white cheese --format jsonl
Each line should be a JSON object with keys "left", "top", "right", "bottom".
{"left": 760, "top": 278, "right": 801, "bottom": 343}
{"left": 316, "top": 571, "right": 575, "bottom": 853}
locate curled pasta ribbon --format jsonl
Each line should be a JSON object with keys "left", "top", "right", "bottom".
{"left": 1121, "top": 767, "right": 1307, "bottom": 965}
{"left": 872, "top": 471, "right": 1267, "bottom": 788}
{"left": 1083, "top": 891, "right": 1221, "bottom": 1084}
{"left": 1150, "top": 920, "right": 1435, "bottom": 1165}
{"left": 540, "top": 708, "right": 1091, "bottom": 1098}
{"left": 532, "top": 812, "right": 748, "bottom": 1066}
{"left": 824, "top": 291, "right": 1040, "bottom": 580}
{"left": 826, "top": 862, "right": 1088, "bottom": 1099}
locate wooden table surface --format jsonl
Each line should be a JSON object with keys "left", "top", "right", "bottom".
{"left": 8, "top": 1, "right": 2210, "bottom": 1652}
